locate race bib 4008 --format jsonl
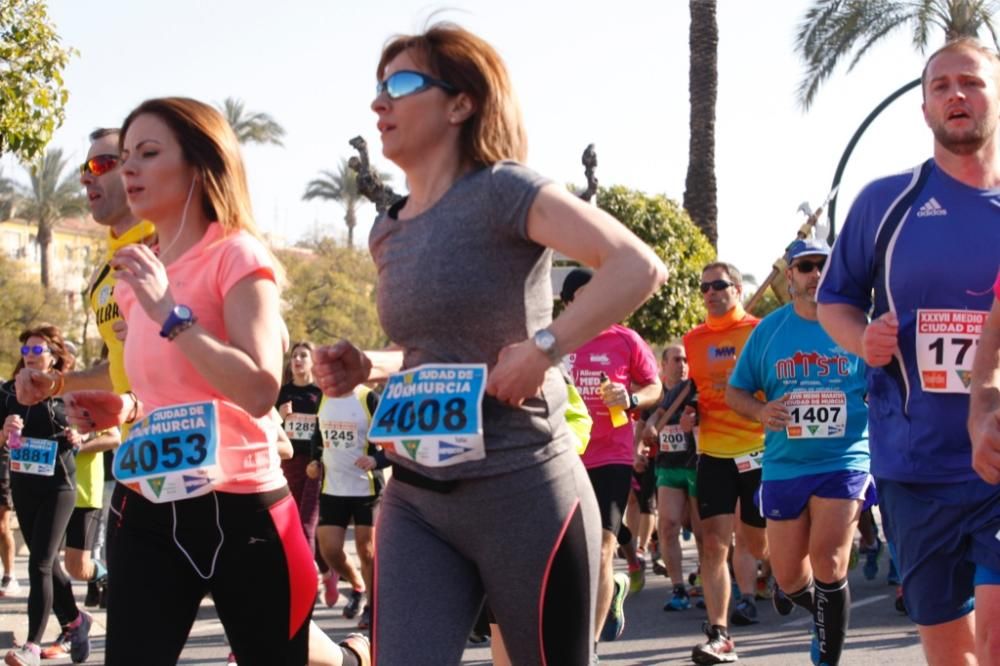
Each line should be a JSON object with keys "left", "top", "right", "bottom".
{"left": 113, "top": 401, "right": 220, "bottom": 503}
{"left": 368, "top": 364, "right": 486, "bottom": 468}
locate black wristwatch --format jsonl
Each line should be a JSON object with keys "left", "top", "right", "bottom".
{"left": 627, "top": 393, "right": 640, "bottom": 412}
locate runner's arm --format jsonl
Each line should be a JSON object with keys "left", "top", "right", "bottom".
{"left": 75, "top": 427, "right": 121, "bottom": 454}
{"left": 725, "top": 385, "right": 765, "bottom": 423}
{"left": 816, "top": 303, "right": 868, "bottom": 358}
{"left": 968, "top": 297, "right": 1000, "bottom": 484}
{"left": 630, "top": 379, "right": 662, "bottom": 412}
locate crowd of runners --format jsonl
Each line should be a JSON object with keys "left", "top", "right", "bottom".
{"left": 0, "top": 20, "right": 995, "bottom": 666}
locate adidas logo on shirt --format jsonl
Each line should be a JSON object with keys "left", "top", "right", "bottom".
{"left": 916, "top": 197, "right": 947, "bottom": 217}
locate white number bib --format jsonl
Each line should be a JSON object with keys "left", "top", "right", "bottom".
{"left": 734, "top": 449, "right": 763, "bottom": 474}
{"left": 113, "top": 401, "right": 220, "bottom": 503}
{"left": 785, "top": 390, "right": 848, "bottom": 439}
{"left": 283, "top": 413, "right": 316, "bottom": 441}
{"left": 368, "top": 363, "right": 486, "bottom": 468}
{"left": 658, "top": 424, "right": 688, "bottom": 453}
{"left": 916, "top": 309, "right": 985, "bottom": 394}
{"left": 10, "top": 438, "right": 58, "bottom": 476}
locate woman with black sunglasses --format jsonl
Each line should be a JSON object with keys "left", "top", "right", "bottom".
{"left": 1, "top": 325, "right": 93, "bottom": 666}
{"left": 313, "top": 23, "right": 667, "bottom": 666}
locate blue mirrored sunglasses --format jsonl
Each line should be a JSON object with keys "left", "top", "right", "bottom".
{"left": 21, "top": 345, "right": 50, "bottom": 356}
{"left": 376, "top": 70, "right": 456, "bottom": 100}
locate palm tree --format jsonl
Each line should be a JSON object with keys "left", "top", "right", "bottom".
{"left": 12, "top": 148, "right": 87, "bottom": 287}
{"left": 302, "top": 159, "right": 391, "bottom": 248}
{"left": 218, "top": 97, "right": 286, "bottom": 146}
{"left": 683, "top": 0, "right": 719, "bottom": 249}
{"left": 796, "top": 0, "right": 1000, "bottom": 110}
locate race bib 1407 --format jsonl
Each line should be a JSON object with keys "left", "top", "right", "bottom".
{"left": 368, "top": 364, "right": 486, "bottom": 468}
{"left": 785, "top": 390, "right": 847, "bottom": 439}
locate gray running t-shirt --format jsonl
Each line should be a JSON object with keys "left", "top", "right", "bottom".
{"left": 369, "top": 161, "right": 574, "bottom": 480}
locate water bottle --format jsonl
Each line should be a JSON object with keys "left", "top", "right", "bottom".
{"left": 7, "top": 429, "right": 22, "bottom": 449}
{"left": 599, "top": 372, "right": 629, "bottom": 428}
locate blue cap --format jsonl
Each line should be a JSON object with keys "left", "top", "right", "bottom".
{"left": 787, "top": 238, "right": 831, "bottom": 261}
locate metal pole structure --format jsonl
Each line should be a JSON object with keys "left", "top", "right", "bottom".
{"left": 825, "top": 77, "right": 921, "bottom": 243}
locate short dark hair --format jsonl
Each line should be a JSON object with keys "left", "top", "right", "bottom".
{"left": 89, "top": 127, "right": 119, "bottom": 142}
{"left": 701, "top": 261, "right": 742, "bottom": 287}
{"left": 560, "top": 268, "right": 593, "bottom": 303}
{"left": 921, "top": 37, "right": 1000, "bottom": 98}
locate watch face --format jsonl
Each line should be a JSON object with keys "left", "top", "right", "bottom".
{"left": 535, "top": 330, "right": 556, "bottom": 352}
{"left": 175, "top": 305, "right": 193, "bottom": 319}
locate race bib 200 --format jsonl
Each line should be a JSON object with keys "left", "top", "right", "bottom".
{"left": 658, "top": 424, "right": 688, "bottom": 453}
{"left": 368, "top": 364, "right": 486, "bottom": 468}
{"left": 113, "top": 401, "right": 220, "bottom": 503}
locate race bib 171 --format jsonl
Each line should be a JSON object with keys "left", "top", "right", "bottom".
{"left": 368, "top": 364, "right": 487, "bottom": 468}
{"left": 113, "top": 401, "right": 220, "bottom": 503}
{"left": 915, "top": 309, "right": 985, "bottom": 394}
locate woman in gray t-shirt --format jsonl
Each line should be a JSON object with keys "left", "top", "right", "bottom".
{"left": 313, "top": 22, "right": 667, "bottom": 666}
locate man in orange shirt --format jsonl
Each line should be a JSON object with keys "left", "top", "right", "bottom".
{"left": 685, "top": 262, "right": 767, "bottom": 664}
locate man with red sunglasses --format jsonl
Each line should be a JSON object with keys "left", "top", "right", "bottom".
{"left": 15, "top": 129, "right": 155, "bottom": 651}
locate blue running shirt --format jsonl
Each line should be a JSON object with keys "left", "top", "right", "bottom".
{"left": 730, "top": 304, "right": 869, "bottom": 481}
{"left": 817, "top": 161, "right": 1000, "bottom": 483}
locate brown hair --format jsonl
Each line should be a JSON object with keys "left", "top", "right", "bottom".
{"left": 922, "top": 37, "right": 1000, "bottom": 98}
{"left": 13, "top": 324, "right": 75, "bottom": 380}
{"left": 282, "top": 341, "right": 315, "bottom": 386}
{"left": 702, "top": 261, "right": 743, "bottom": 287}
{"left": 377, "top": 23, "right": 528, "bottom": 166}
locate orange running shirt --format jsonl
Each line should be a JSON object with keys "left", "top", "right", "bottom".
{"left": 683, "top": 304, "right": 764, "bottom": 458}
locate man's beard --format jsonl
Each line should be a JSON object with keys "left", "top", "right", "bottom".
{"left": 932, "top": 116, "right": 997, "bottom": 156}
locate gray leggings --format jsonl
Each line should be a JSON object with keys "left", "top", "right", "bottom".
{"left": 372, "top": 449, "right": 601, "bottom": 666}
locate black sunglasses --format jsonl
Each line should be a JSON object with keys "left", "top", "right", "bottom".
{"left": 700, "top": 279, "right": 734, "bottom": 294}
{"left": 792, "top": 258, "right": 827, "bottom": 274}
{"left": 376, "top": 70, "right": 457, "bottom": 100}
{"left": 21, "top": 345, "right": 50, "bottom": 356}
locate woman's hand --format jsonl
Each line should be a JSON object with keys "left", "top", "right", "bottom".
{"left": 111, "top": 244, "right": 176, "bottom": 325}
{"left": 313, "top": 340, "right": 371, "bottom": 397}
{"left": 354, "top": 455, "right": 376, "bottom": 471}
{"left": 486, "top": 340, "right": 549, "bottom": 407}
{"left": 63, "top": 391, "right": 131, "bottom": 433}
{"left": 2, "top": 415, "right": 24, "bottom": 445}
{"left": 306, "top": 460, "right": 322, "bottom": 480}
{"left": 14, "top": 368, "right": 59, "bottom": 406}
{"left": 64, "top": 428, "right": 83, "bottom": 448}
{"left": 278, "top": 401, "right": 293, "bottom": 420}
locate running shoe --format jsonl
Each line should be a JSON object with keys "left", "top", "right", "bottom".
{"left": 691, "top": 623, "right": 737, "bottom": 664}
{"left": 651, "top": 556, "right": 668, "bottom": 577}
{"left": 357, "top": 605, "right": 371, "bottom": 630}
{"left": 860, "top": 537, "right": 883, "bottom": 581}
{"left": 0, "top": 577, "right": 20, "bottom": 597}
{"left": 599, "top": 571, "right": 629, "bottom": 642}
{"left": 682, "top": 527, "right": 692, "bottom": 541}
{"left": 322, "top": 571, "right": 340, "bottom": 608}
{"left": 755, "top": 574, "right": 774, "bottom": 600}
{"left": 628, "top": 560, "right": 645, "bottom": 594}
{"left": 730, "top": 596, "right": 758, "bottom": 626}
{"left": 688, "top": 569, "right": 701, "bottom": 587}
{"left": 4, "top": 644, "right": 40, "bottom": 666}
{"left": 894, "top": 586, "right": 907, "bottom": 615}
{"left": 339, "top": 633, "right": 371, "bottom": 666}
{"left": 67, "top": 611, "right": 92, "bottom": 664}
{"left": 38, "top": 630, "right": 70, "bottom": 659}
{"left": 344, "top": 589, "right": 364, "bottom": 619}
{"left": 771, "top": 583, "right": 795, "bottom": 616}
{"left": 810, "top": 627, "right": 821, "bottom": 665}
{"left": 226, "top": 653, "right": 237, "bottom": 666}
{"left": 467, "top": 630, "right": 489, "bottom": 644}
{"left": 84, "top": 581, "right": 100, "bottom": 608}
{"left": 663, "top": 587, "right": 691, "bottom": 612}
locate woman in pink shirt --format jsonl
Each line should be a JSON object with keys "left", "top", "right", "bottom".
{"left": 63, "top": 98, "right": 369, "bottom": 666}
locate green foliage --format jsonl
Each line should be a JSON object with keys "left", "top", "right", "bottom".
{"left": 219, "top": 97, "right": 285, "bottom": 146}
{"left": 595, "top": 185, "right": 715, "bottom": 345}
{"left": 0, "top": 250, "right": 72, "bottom": 374}
{"left": 0, "top": 0, "right": 74, "bottom": 162}
{"left": 277, "top": 239, "right": 386, "bottom": 349}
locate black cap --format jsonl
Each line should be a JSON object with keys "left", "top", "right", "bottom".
{"left": 560, "top": 268, "right": 593, "bottom": 302}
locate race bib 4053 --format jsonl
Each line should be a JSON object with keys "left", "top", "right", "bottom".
{"left": 368, "top": 364, "right": 486, "bottom": 468}
{"left": 113, "top": 401, "right": 220, "bottom": 503}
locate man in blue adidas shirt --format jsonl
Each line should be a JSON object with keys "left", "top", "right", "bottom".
{"left": 817, "top": 38, "right": 1000, "bottom": 664}
{"left": 728, "top": 238, "right": 870, "bottom": 666}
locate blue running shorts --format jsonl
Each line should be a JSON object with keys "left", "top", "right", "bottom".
{"left": 757, "top": 470, "right": 876, "bottom": 521}
{"left": 879, "top": 478, "right": 1000, "bottom": 626}
{"left": 974, "top": 564, "right": 1000, "bottom": 586}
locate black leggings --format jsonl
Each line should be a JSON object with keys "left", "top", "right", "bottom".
{"left": 105, "top": 484, "right": 314, "bottom": 666}
{"left": 11, "top": 480, "right": 79, "bottom": 643}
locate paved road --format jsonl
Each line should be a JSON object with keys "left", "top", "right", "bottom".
{"left": 0, "top": 533, "right": 926, "bottom": 664}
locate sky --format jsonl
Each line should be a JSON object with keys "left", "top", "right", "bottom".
{"left": 4, "top": 0, "right": 953, "bottom": 284}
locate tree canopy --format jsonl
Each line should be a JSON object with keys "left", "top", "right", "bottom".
{"left": 0, "top": 0, "right": 73, "bottom": 162}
